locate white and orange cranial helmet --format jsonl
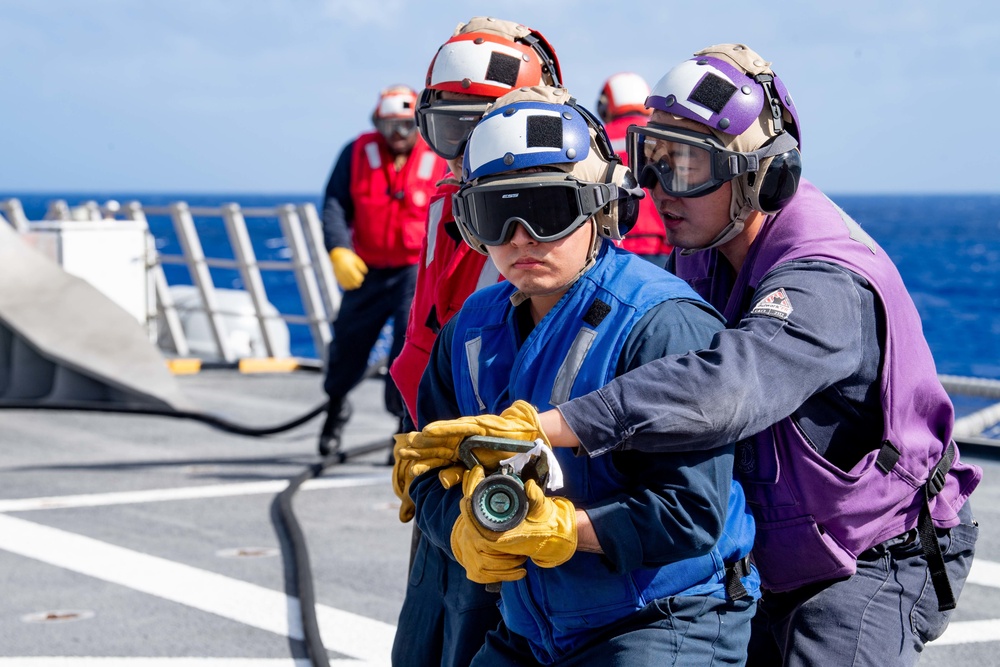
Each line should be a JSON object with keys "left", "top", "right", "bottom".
{"left": 416, "top": 16, "right": 562, "bottom": 160}
{"left": 425, "top": 16, "right": 561, "bottom": 97}
{"left": 596, "top": 72, "right": 652, "bottom": 122}
{"left": 371, "top": 84, "right": 419, "bottom": 142}
{"left": 372, "top": 85, "right": 418, "bottom": 120}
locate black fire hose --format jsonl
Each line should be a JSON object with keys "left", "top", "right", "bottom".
{"left": 273, "top": 439, "right": 397, "bottom": 667}
{"left": 273, "top": 460, "right": 332, "bottom": 667}
{"left": 0, "top": 399, "right": 329, "bottom": 437}
{"left": 2, "top": 398, "right": 397, "bottom": 667}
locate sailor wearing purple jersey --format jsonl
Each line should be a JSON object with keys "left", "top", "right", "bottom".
{"left": 398, "top": 44, "right": 982, "bottom": 666}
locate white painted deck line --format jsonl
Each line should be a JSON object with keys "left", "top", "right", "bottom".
{"left": 931, "top": 619, "right": 1000, "bottom": 646}
{"left": 967, "top": 557, "right": 1000, "bottom": 589}
{"left": 927, "top": 558, "right": 1000, "bottom": 646}
{"left": 1, "top": 482, "right": 997, "bottom": 652}
{"left": 0, "top": 473, "right": 390, "bottom": 513}
{"left": 0, "top": 515, "right": 395, "bottom": 666}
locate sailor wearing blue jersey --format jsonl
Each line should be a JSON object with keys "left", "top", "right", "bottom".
{"left": 398, "top": 85, "right": 759, "bottom": 666}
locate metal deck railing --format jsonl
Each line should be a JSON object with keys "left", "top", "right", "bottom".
{"left": 3, "top": 197, "right": 999, "bottom": 442}
{"left": 3, "top": 197, "right": 340, "bottom": 364}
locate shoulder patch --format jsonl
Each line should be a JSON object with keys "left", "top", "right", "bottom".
{"left": 751, "top": 288, "right": 793, "bottom": 320}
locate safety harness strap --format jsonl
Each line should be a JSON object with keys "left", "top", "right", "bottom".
{"left": 725, "top": 556, "right": 752, "bottom": 600}
{"left": 918, "top": 440, "right": 957, "bottom": 612}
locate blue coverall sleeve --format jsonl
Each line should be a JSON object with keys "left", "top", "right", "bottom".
{"left": 408, "top": 317, "right": 464, "bottom": 557}
{"left": 584, "top": 298, "right": 735, "bottom": 573}
{"left": 558, "top": 260, "right": 869, "bottom": 456}
{"left": 321, "top": 142, "right": 354, "bottom": 251}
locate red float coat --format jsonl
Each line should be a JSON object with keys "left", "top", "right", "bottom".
{"left": 348, "top": 131, "right": 446, "bottom": 267}
{"left": 389, "top": 177, "right": 501, "bottom": 423}
{"left": 603, "top": 114, "right": 672, "bottom": 258}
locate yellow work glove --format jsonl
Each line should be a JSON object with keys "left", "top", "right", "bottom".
{"left": 329, "top": 247, "right": 368, "bottom": 290}
{"left": 391, "top": 435, "right": 416, "bottom": 523}
{"left": 436, "top": 465, "right": 467, "bottom": 490}
{"left": 462, "top": 466, "right": 577, "bottom": 569}
{"left": 397, "top": 400, "right": 549, "bottom": 475}
{"left": 450, "top": 465, "right": 528, "bottom": 583}
{"left": 391, "top": 432, "right": 457, "bottom": 523}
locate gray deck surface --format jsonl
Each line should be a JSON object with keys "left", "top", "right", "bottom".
{"left": 0, "top": 369, "right": 998, "bottom": 665}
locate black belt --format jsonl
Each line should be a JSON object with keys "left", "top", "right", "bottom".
{"left": 859, "top": 527, "right": 918, "bottom": 558}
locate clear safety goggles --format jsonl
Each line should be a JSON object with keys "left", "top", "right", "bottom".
{"left": 626, "top": 124, "right": 769, "bottom": 198}
{"left": 416, "top": 100, "right": 490, "bottom": 159}
{"left": 375, "top": 117, "right": 417, "bottom": 140}
{"left": 453, "top": 174, "right": 622, "bottom": 246}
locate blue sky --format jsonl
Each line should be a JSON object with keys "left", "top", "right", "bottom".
{"left": 1, "top": 0, "right": 996, "bottom": 195}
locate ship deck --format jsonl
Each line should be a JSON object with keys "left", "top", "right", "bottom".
{"left": 1, "top": 369, "right": 998, "bottom": 665}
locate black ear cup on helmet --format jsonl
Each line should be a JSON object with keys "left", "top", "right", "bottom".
{"left": 593, "top": 163, "right": 641, "bottom": 240}
{"left": 566, "top": 98, "right": 642, "bottom": 240}
{"left": 749, "top": 147, "right": 802, "bottom": 213}
{"left": 614, "top": 166, "right": 641, "bottom": 235}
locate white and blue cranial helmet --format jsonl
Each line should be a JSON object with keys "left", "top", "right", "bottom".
{"left": 454, "top": 85, "right": 643, "bottom": 254}
{"left": 463, "top": 87, "right": 590, "bottom": 181}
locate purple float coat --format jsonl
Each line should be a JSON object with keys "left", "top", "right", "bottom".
{"left": 673, "top": 179, "right": 981, "bottom": 591}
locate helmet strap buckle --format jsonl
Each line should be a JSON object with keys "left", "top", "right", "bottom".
{"left": 754, "top": 73, "right": 784, "bottom": 134}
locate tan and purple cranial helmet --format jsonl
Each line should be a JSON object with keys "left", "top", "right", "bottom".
{"left": 646, "top": 44, "right": 802, "bottom": 227}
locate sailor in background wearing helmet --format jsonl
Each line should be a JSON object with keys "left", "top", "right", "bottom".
{"left": 389, "top": 18, "right": 564, "bottom": 667}
{"left": 399, "top": 44, "right": 982, "bottom": 666}
{"left": 390, "top": 15, "right": 562, "bottom": 442}
{"left": 398, "top": 85, "right": 759, "bottom": 665}
{"left": 596, "top": 72, "right": 673, "bottom": 268}
{"left": 318, "top": 85, "right": 447, "bottom": 457}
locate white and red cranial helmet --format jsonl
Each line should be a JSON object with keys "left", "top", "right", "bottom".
{"left": 597, "top": 72, "right": 652, "bottom": 122}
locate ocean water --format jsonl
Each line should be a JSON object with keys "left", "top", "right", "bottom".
{"left": 5, "top": 191, "right": 1000, "bottom": 384}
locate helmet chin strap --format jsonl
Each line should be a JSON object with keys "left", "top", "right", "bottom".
{"left": 678, "top": 126, "right": 798, "bottom": 255}
{"left": 509, "top": 221, "right": 601, "bottom": 304}
{"left": 679, "top": 164, "right": 758, "bottom": 256}
{"left": 679, "top": 202, "right": 755, "bottom": 255}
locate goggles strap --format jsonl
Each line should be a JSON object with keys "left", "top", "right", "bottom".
{"left": 754, "top": 73, "right": 785, "bottom": 134}
{"left": 590, "top": 181, "right": 643, "bottom": 210}
{"left": 724, "top": 131, "right": 796, "bottom": 180}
